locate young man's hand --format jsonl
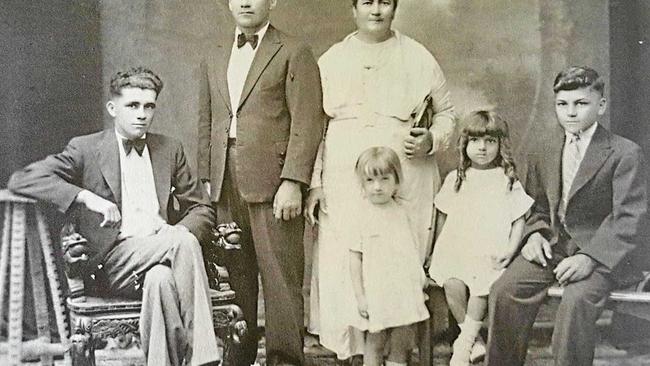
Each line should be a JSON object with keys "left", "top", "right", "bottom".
{"left": 76, "top": 190, "right": 121, "bottom": 228}
{"left": 273, "top": 180, "right": 302, "bottom": 221}
{"left": 521, "top": 232, "right": 552, "bottom": 267}
{"left": 554, "top": 254, "right": 597, "bottom": 286}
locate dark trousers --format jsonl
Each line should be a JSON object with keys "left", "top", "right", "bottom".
{"left": 217, "top": 145, "right": 305, "bottom": 366}
{"left": 486, "top": 246, "right": 614, "bottom": 366}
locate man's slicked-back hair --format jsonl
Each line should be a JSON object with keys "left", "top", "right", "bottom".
{"left": 351, "top": 0, "right": 399, "bottom": 9}
{"left": 553, "top": 66, "right": 605, "bottom": 96}
{"left": 109, "top": 67, "right": 164, "bottom": 98}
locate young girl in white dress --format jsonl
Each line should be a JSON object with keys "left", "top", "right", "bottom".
{"left": 349, "top": 146, "right": 430, "bottom": 366}
{"left": 428, "top": 111, "right": 534, "bottom": 366}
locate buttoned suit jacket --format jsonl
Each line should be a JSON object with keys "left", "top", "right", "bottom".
{"left": 8, "top": 130, "right": 214, "bottom": 271}
{"left": 197, "top": 25, "right": 325, "bottom": 202}
{"left": 520, "top": 123, "right": 648, "bottom": 286}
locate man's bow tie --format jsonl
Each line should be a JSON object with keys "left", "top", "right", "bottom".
{"left": 237, "top": 33, "right": 259, "bottom": 49}
{"left": 123, "top": 138, "right": 146, "bottom": 156}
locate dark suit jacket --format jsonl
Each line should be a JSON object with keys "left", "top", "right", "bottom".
{"left": 521, "top": 124, "right": 648, "bottom": 285}
{"left": 8, "top": 130, "right": 214, "bottom": 270}
{"left": 198, "top": 25, "right": 325, "bottom": 203}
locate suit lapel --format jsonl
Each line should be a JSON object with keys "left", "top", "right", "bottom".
{"left": 96, "top": 131, "right": 121, "bottom": 206}
{"left": 146, "top": 135, "right": 171, "bottom": 215}
{"left": 568, "top": 124, "right": 613, "bottom": 200}
{"left": 546, "top": 126, "right": 565, "bottom": 213}
{"left": 214, "top": 38, "right": 234, "bottom": 113}
{"left": 238, "top": 25, "right": 283, "bottom": 110}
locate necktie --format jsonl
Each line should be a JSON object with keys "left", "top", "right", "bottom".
{"left": 237, "top": 33, "right": 259, "bottom": 49}
{"left": 559, "top": 133, "right": 581, "bottom": 222}
{"left": 123, "top": 138, "right": 146, "bottom": 156}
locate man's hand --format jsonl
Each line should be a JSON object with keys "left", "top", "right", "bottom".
{"left": 404, "top": 128, "right": 433, "bottom": 159}
{"left": 76, "top": 190, "right": 121, "bottom": 228}
{"left": 357, "top": 296, "right": 369, "bottom": 319}
{"left": 304, "top": 187, "right": 327, "bottom": 225}
{"left": 554, "top": 254, "right": 597, "bottom": 286}
{"left": 273, "top": 180, "right": 302, "bottom": 221}
{"left": 521, "top": 232, "right": 552, "bottom": 267}
{"left": 491, "top": 248, "right": 517, "bottom": 270}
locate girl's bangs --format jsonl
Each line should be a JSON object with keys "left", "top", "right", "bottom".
{"left": 463, "top": 118, "right": 507, "bottom": 138}
{"left": 363, "top": 159, "right": 393, "bottom": 178}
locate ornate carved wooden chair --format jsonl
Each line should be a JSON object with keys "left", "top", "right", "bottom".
{"left": 63, "top": 222, "right": 247, "bottom": 366}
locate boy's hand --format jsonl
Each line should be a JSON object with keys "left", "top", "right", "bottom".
{"left": 554, "top": 254, "right": 596, "bottom": 286}
{"left": 491, "top": 248, "right": 516, "bottom": 270}
{"left": 521, "top": 232, "right": 552, "bottom": 267}
{"left": 357, "top": 296, "right": 369, "bottom": 319}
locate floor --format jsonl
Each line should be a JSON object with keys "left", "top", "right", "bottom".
{"left": 4, "top": 329, "right": 650, "bottom": 366}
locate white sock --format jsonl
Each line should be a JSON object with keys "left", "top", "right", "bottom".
{"left": 385, "top": 361, "right": 406, "bottom": 366}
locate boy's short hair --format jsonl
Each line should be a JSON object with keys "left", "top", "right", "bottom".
{"left": 109, "top": 67, "right": 164, "bottom": 98}
{"left": 351, "top": 0, "right": 398, "bottom": 9}
{"left": 553, "top": 66, "right": 605, "bottom": 96}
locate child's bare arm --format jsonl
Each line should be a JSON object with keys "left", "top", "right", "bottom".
{"left": 349, "top": 251, "right": 368, "bottom": 318}
{"left": 492, "top": 215, "right": 526, "bottom": 270}
{"left": 434, "top": 210, "right": 447, "bottom": 242}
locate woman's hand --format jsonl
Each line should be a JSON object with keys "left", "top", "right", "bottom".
{"left": 357, "top": 296, "right": 369, "bottom": 319}
{"left": 304, "top": 187, "right": 327, "bottom": 225}
{"left": 404, "top": 127, "right": 433, "bottom": 159}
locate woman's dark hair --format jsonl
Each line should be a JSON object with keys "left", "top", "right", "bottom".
{"left": 351, "top": 0, "right": 399, "bottom": 10}
{"left": 455, "top": 110, "right": 518, "bottom": 191}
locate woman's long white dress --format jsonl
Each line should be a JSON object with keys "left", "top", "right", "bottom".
{"left": 309, "top": 31, "right": 455, "bottom": 359}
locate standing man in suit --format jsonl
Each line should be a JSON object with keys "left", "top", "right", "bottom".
{"left": 486, "top": 66, "right": 648, "bottom": 366}
{"left": 197, "top": 1, "right": 324, "bottom": 365}
{"left": 9, "top": 67, "right": 219, "bottom": 366}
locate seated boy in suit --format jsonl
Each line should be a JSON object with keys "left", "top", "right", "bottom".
{"left": 8, "top": 67, "right": 219, "bottom": 366}
{"left": 486, "top": 66, "right": 648, "bottom": 366}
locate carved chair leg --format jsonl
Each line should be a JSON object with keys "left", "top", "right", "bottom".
{"left": 221, "top": 305, "right": 247, "bottom": 366}
{"left": 70, "top": 319, "right": 95, "bottom": 366}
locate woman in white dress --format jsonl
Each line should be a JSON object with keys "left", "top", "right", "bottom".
{"left": 304, "top": 0, "right": 456, "bottom": 360}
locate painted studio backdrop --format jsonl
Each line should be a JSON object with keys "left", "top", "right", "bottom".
{"left": 1, "top": 0, "right": 649, "bottom": 324}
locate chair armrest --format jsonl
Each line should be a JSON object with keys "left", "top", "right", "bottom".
{"left": 61, "top": 223, "right": 88, "bottom": 301}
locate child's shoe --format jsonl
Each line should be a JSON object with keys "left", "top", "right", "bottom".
{"left": 449, "top": 335, "right": 472, "bottom": 366}
{"left": 469, "top": 338, "right": 486, "bottom": 363}
{"left": 449, "top": 317, "right": 482, "bottom": 366}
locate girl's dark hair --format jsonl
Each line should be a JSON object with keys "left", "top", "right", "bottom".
{"left": 455, "top": 110, "right": 518, "bottom": 191}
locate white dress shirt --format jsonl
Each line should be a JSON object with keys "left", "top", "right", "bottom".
{"left": 115, "top": 131, "right": 165, "bottom": 239}
{"left": 227, "top": 22, "right": 270, "bottom": 138}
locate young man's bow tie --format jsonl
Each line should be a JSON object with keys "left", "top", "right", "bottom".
{"left": 237, "top": 33, "right": 259, "bottom": 49}
{"left": 123, "top": 138, "right": 146, "bottom": 156}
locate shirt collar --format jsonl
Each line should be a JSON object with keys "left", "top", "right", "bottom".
{"left": 115, "top": 129, "right": 146, "bottom": 141}
{"left": 115, "top": 129, "right": 147, "bottom": 155}
{"left": 564, "top": 121, "right": 598, "bottom": 143}
{"left": 234, "top": 22, "right": 270, "bottom": 46}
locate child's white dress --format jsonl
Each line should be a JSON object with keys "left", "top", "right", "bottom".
{"left": 349, "top": 199, "right": 430, "bottom": 333}
{"left": 428, "top": 167, "right": 534, "bottom": 296}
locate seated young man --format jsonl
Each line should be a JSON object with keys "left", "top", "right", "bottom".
{"left": 485, "top": 66, "right": 648, "bottom": 366}
{"left": 8, "top": 67, "right": 220, "bottom": 366}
